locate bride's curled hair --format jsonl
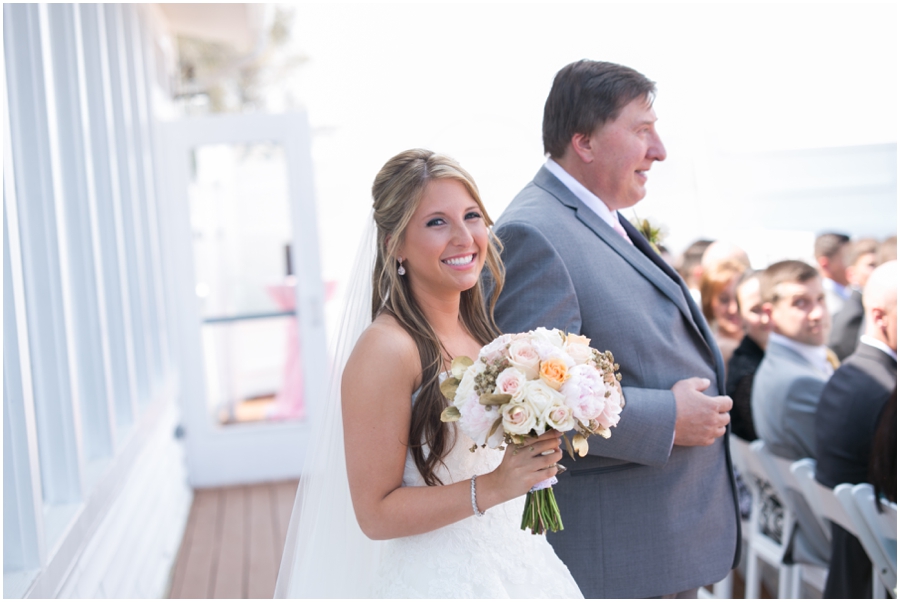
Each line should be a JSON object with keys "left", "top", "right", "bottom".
{"left": 371, "top": 149, "right": 505, "bottom": 486}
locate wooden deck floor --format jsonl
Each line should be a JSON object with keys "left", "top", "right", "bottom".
{"left": 167, "top": 480, "right": 299, "bottom": 599}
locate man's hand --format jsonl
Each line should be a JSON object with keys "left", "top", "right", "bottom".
{"left": 671, "top": 377, "right": 732, "bottom": 447}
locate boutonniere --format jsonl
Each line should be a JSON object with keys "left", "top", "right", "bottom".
{"left": 629, "top": 213, "right": 668, "bottom": 255}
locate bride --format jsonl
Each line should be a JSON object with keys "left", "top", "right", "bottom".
{"left": 275, "top": 149, "right": 582, "bottom": 598}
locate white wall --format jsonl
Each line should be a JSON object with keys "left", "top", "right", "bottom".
{"left": 3, "top": 4, "right": 192, "bottom": 598}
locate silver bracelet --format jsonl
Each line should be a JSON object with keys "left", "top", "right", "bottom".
{"left": 470, "top": 475, "right": 485, "bottom": 517}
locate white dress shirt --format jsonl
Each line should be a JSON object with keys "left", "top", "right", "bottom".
{"left": 859, "top": 335, "right": 898, "bottom": 361}
{"left": 768, "top": 332, "right": 835, "bottom": 377}
{"left": 544, "top": 158, "right": 624, "bottom": 234}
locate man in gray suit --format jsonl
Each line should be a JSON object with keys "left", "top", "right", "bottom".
{"left": 491, "top": 60, "right": 740, "bottom": 599}
{"left": 751, "top": 260, "right": 833, "bottom": 566}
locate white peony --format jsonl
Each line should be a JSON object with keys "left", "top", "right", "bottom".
{"left": 560, "top": 364, "right": 608, "bottom": 424}
{"left": 530, "top": 328, "right": 569, "bottom": 363}
{"left": 479, "top": 334, "right": 513, "bottom": 364}
{"left": 453, "top": 361, "right": 482, "bottom": 407}
{"left": 457, "top": 392, "right": 500, "bottom": 446}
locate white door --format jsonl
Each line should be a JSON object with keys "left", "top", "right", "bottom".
{"left": 159, "top": 112, "right": 327, "bottom": 488}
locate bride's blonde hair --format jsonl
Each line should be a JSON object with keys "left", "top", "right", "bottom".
{"left": 371, "top": 149, "right": 505, "bottom": 486}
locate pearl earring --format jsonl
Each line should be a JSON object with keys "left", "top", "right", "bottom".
{"left": 397, "top": 259, "right": 406, "bottom": 276}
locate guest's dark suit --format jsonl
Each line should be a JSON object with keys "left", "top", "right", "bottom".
{"left": 816, "top": 342, "right": 897, "bottom": 598}
{"left": 491, "top": 167, "right": 740, "bottom": 598}
{"left": 828, "top": 289, "right": 864, "bottom": 361}
{"left": 726, "top": 335, "right": 764, "bottom": 441}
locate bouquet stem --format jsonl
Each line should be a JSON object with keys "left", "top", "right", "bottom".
{"left": 521, "top": 486, "right": 564, "bottom": 534}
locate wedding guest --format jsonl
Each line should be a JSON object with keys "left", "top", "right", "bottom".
{"left": 752, "top": 260, "right": 832, "bottom": 566}
{"left": 700, "top": 240, "right": 751, "bottom": 272}
{"left": 492, "top": 59, "right": 739, "bottom": 599}
{"left": 814, "top": 232, "right": 851, "bottom": 316}
{"left": 876, "top": 235, "right": 897, "bottom": 265}
{"left": 677, "top": 239, "right": 713, "bottom": 304}
{"left": 701, "top": 259, "right": 745, "bottom": 367}
{"left": 726, "top": 269, "right": 770, "bottom": 441}
{"left": 829, "top": 238, "right": 879, "bottom": 360}
{"left": 869, "top": 388, "right": 897, "bottom": 506}
{"left": 816, "top": 260, "right": 897, "bottom": 598}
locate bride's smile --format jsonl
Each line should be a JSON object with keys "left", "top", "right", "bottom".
{"left": 397, "top": 178, "right": 488, "bottom": 294}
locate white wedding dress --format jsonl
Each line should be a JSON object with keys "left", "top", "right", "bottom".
{"left": 371, "top": 392, "right": 583, "bottom": 598}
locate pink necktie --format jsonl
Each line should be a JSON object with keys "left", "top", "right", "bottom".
{"left": 612, "top": 220, "right": 633, "bottom": 245}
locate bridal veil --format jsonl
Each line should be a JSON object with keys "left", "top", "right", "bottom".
{"left": 274, "top": 214, "right": 383, "bottom": 598}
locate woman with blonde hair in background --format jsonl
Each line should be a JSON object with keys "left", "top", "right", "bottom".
{"left": 701, "top": 259, "right": 746, "bottom": 367}
{"left": 275, "top": 149, "right": 582, "bottom": 598}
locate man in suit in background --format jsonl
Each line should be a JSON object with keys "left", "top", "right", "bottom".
{"left": 751, "top": 260, "right": 833, "bottom": 566}
{"left": 491, "top": 60, "right": 740, "bottom": 599}
{"left": 815, "top": 233, "right": 851, "bottom": 317}
{"left": 829, "top": 238, "right": 879, "bottom": 360}
{"left": 816, "top": 260, "right": 897, "bottom": 598}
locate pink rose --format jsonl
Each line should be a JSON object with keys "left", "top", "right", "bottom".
{"left": 494, "top": 367, "right": 526, "bottom": 401}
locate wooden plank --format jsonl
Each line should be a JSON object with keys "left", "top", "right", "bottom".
{"left": 272, "top": 480, "right": 298, "bottom": 562}
{"left": 211, "top": 486, "right": 246, "bottom": 599}
{"left": 166, "top": 490, "right": 200, "bottom": 599}
{"left": 171, "top": 489, "right": 220, "bottom": 598}
{"left": 246, "top": 484, "right": 277, "bottom": 598}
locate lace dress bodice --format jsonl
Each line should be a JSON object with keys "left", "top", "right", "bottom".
{"left": 371, "top": 390, "right": 583, "bottom": 598}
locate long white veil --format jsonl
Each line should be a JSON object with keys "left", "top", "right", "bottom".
{"left": 274, "top": 214, "right": 383, "bottom": 598}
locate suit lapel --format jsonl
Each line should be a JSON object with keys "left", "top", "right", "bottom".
{"left": 533, "top": 167, "right": 725, "bottom": 388}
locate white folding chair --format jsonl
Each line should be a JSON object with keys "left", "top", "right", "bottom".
{"left": 849, "top": 483, "right": 897, "bottom": 596}
{"left": 729, "top": 437, "right": 792, "bottom": 599}
{"left": 791, "top": 458, "right": 856, "bottom": 538}
{"left": 751, "top": 441, "right": 829, "bottom": 597}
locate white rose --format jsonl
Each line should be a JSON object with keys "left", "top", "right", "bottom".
{"left": 529, "top": 328, "right": 567, "bottom": 362}
{"left": 508, "top": 339, "right": 540, "bottom": 380}
{"left": 494, "top": 367, "right": 527, "bottom": 402}
{"left": 501, "top": 402, "right": 537, "bottom": 436}
{"left": 565, "top": 342, "right": 593, "bottom": 365}
{"left": 523, "top": 379, "right": 566, "bottom": 419}
{"left": 542, "top": 403, "right": 576, "bottom": 432}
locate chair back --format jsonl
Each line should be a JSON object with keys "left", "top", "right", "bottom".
{"left": 850, "top": 483, "right": 897, "bottom": 593}
{"left": 791, "top": 458, "right": 853, "bottom": 537}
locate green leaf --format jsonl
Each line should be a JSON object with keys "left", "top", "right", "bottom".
{"left": 479, "top": 393, "right": 512, "bottom": 406}
{"left": 439, "top": 377, "right": 460, "bottom": 400}
{"left": 450, "top": 356, "right": 474, "bottom": 379}
{"left": 440, "top": 406, "right": 460, "bottom": 422}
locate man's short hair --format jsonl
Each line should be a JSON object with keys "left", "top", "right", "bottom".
{"left": 676, "top": 239, "right": 714, "bottom": 282}
{"left": 760, "top": 260, "right": 820, "bottom": 304}
{"left": 843, "top": 238, "right": 879, "bottom": 266}
{"left": 542, "top": 60, "right": 657, "bottom": 159}
{"left": 814, "top": 232, "right": 850, "bottom": 260}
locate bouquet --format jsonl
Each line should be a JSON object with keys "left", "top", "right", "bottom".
{"left": 440, "top": 327, "right": 624, "bottom": 534}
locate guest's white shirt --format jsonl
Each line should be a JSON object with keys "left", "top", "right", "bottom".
{"left": 859, "top": 335, "right": 898, "bottom": 361}
{"left": 544, "top": 158, "right": 622, "bottom": 231}
{"left": 822, "top": 278, "right": 851, "bottom": 301}
{"left": 768, "top": 332, "right": 834, "bottom": 377}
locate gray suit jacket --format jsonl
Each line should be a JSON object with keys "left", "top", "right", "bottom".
{"left": 751, "top": 340, "right": 828, "bottom": 461}
{"left": 491, "top": 167, "right": 740, "bottom": 598}
{"left": 751, "top": 339, "right": 831, "bottom": 565}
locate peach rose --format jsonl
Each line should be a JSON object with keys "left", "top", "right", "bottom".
{"left": 539, "top": 358, "right": 570, "bottom": 391}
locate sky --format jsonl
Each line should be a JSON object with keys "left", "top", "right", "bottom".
{"left": 274, "top": 3, "right": 897, "bottom": 285}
